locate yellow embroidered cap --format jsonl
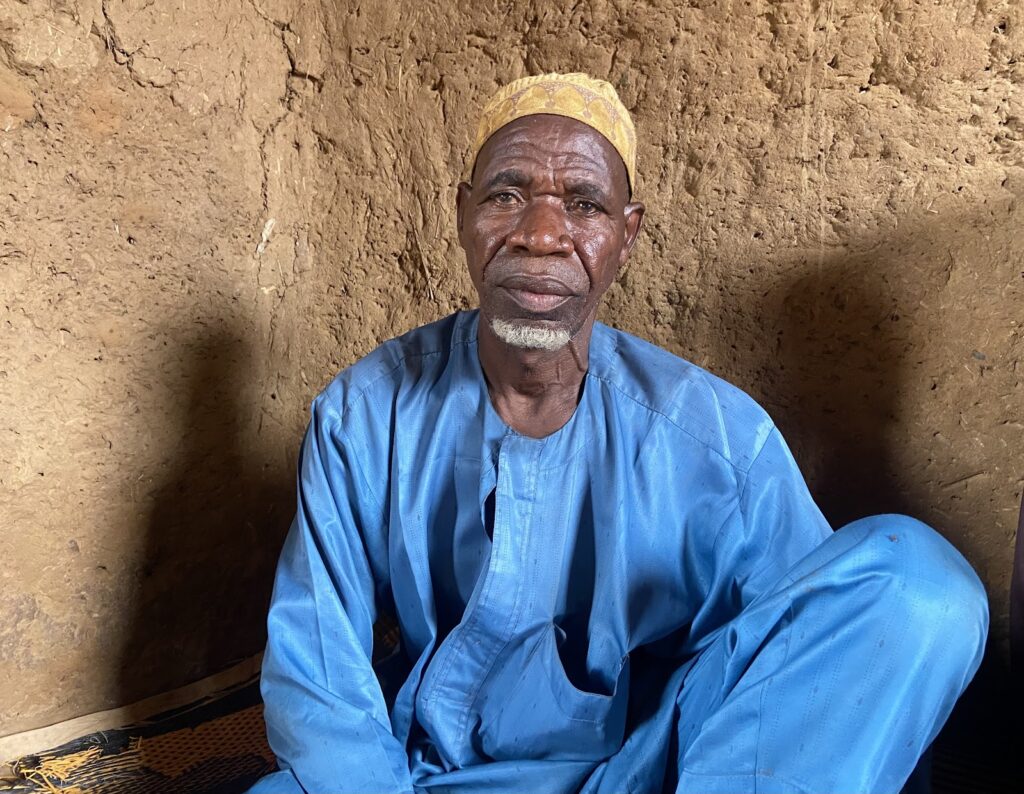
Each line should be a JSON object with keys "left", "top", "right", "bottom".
{"left": 471, "top": 72, "right": 637, "bottom": 191}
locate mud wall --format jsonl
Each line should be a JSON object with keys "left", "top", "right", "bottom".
{"left": 1, "top": 0, "right": 1021, "bottom": 740}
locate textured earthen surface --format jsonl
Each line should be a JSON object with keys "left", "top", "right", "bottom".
{"left": 1, "top": 0, "right": 1021, "bottom": 755}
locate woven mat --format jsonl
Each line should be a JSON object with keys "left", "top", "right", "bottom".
{"left": 2, "top": 678, "right": 274, "bottom": 794}
{"left": 0, "top": 616, "right": 405, "bottom": 794}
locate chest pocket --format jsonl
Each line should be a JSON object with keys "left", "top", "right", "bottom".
{"left": 477, "top": 624, "right": 630, "bottom": 762}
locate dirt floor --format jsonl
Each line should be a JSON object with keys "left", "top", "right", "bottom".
{"left": 1, "top": 0, "right": 1021, "bottom": 764}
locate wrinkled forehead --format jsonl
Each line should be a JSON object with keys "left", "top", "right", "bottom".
{"left": 471, "top": 115, "right": 630, "bottom": 196}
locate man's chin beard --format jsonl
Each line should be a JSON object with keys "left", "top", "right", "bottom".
{"left": 489, "top": 317, "right": 572, "bottom": 351}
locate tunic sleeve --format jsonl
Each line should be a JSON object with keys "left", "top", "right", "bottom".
{"left": 250, "top": 397, "right": 413, "bottom": 794}
{"left": 705, "top": 425, "right": 833, "bottom": 619}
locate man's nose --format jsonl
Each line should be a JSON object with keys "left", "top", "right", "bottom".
{"left": 506, "top": 200, "right": 574, "bottom": 256}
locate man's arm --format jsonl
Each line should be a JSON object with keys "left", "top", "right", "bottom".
{"left": 686, "top": 423, "right": 833, "bottom": 643}
{"left": 726, "top": 424, "right": 834, "bottom": 603}
{"left": 249, "top": 397, "right": 412, "bottom": 794}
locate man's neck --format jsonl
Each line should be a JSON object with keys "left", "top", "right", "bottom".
{"left": 477, "top": 316, "right": 595, "bottom": 439}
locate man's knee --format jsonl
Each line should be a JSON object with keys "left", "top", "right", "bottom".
{"left": 837, "top": 514, "right": 989, "bottom": 668}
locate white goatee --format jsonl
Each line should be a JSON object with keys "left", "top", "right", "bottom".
{"left": 490, "top": 318, "right": 571, "bottom": 351}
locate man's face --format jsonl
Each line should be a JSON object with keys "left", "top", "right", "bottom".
{"left": 457, "top": 114, "right": 644, "bottom": 349}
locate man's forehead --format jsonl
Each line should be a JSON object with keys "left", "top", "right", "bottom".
{"left": 474, "top": 116, "right": 628, "bottom": 191}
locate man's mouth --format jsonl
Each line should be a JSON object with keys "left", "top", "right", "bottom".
{"left": 498, "top": 275, "right": 575, "bottom": 312}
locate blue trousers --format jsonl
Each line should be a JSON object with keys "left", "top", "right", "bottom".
{"left": 583, "top": 515, "right": 988, "bottom": 794}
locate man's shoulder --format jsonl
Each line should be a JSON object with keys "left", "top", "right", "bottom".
{"left": 315, "top": 312, "right": 469, "bottom": 422}
{"left": 593, "top": 323, "right": 774, "bottom": 472}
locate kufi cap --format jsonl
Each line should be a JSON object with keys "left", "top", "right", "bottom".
{"left": 471, "top": 73, "right": 637, "bottom": 191}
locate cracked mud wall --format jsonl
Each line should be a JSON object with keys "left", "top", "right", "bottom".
{"left": 1, "top": 0, "right": 1021, "bottom": 741}
{"left": 0, "top": 0, "right": 324, "bottom": 733}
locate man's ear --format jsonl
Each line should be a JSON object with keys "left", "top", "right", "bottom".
{"left": 619, "top": 201, "right": 645, "bottom": 265}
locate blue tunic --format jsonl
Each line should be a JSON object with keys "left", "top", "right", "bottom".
{"left": 251, "top": 310, "right": 986, "bottom": 794}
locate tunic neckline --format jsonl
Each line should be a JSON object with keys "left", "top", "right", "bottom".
{"left": 463, "top": 310, "right": 605, "bottom": 448}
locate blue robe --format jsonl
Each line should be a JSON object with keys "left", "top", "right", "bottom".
{"left": 250, "top": 311, "right": 987, "bottom": 794}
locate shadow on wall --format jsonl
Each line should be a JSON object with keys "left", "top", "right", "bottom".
{"left": 116, "top": 327, "right": 293, "bottom": 709}
{"left": 768, "top": 255, "right": 914, "bottom": 527}
{"left": 715, "top": 233, "right": 1018, "bottom": 785}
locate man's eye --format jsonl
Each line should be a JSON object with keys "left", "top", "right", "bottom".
{"left": 491, "top": 191, "right": 518, "bottom": 204}
{"left": 570, "top": 199, "right": 601, "bottom": 215}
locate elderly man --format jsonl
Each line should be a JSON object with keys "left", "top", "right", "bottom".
{"left": 249, "top": 74, "right": 987, "bottom": 794}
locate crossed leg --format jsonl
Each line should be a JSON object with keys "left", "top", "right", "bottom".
{"left": 592, "top": 515, "right": 988, "bottom": 794}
